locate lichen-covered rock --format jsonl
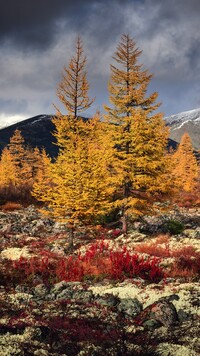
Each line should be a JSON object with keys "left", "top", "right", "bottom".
{"left": 183, "top": 228, "right": 200, "bottom": 239}
{"left": 118, "top": 297, "right": 142, "bottom": 316}
{"left": 95, "top": 293, "right": 119, "bottom": 308}
{"left": 156, "top": 343, "right": 199, "bottom": 356}
{"left": 134, "top": 295, "right": 179, "bottom": 328}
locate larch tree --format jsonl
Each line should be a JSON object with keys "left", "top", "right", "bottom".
{"left": 52, "top": 36, "right": 95, "bottom": 152}
{"left": 8, "top": 129, "right": 33, "bottom": 186}
{"left": 32, "top": 37, "right": 119, "bottom": 247}
{"left": 104, "top": 34, "right": 170, "bottom": 232}
{"left": 32, "top": 148, "right": 53, "bottom": 202}
{"left": 28, "top": 146, "right": 46, "bottom": 180}
{"left": 172, "top": 132, "right": 198, "bottom": 192}
{"left": 55, "top": 36, "right": 94, "bottom": 119}
{"left": 33, "top": 114, "right": 119, "bottom": 248}
{"left": 0, "top": 147, "right": 17, "bottom": 188}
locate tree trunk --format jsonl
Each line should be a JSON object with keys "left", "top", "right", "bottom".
{"left": 66, "top": 224, "right": 74, "bottom": 253}
{"left": 121, "top": 215, "right": 128, "bottom": 235}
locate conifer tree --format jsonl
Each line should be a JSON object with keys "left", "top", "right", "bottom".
{"left": 55, "top": 36, "right": 94, "bottom": 118}
{"left": 52, "top": 36, "right": 95, "bottom": 156}
{"left": 104, "top": 34, "right": 170, "bottom": 232}
{"left": 29, "top": 146, "right": 44, "bottom": 179}
{"left": 33, "top": 115, "right": 119, "bottom": 237}
{"left": 172, "top": 132, "right": 198, "bottom": 192}
{"left": 33, "top": 37, "right": 114, "bottom": 246}
{"left": 8, "top": 129, "right": 33, "bottom": 185}
{"left": 32, "top": 149, "right": 53, "bottom": 202}
{"left": 8, "top": 129, "right": 26, "bottom": 168}
{"left": 0, "top": 147, "right": 17, "bottom": 187}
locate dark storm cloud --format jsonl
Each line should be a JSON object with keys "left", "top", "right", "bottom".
{"left": 0, "top": 0, "right": 129, "bottom": 50}
{"left": 0, "top": 0, "right": 88, "bottom": 49}
{"left": 0, "top": 0, "right": 200, "bottom": 121}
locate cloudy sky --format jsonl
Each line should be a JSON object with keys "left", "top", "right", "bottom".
{"left": 1, "top": 0, "right": 200, "bottom": 125}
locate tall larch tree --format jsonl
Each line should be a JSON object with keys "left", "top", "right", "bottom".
{"left": 52, "top": 36, "right": 95, "bottom": 152}
{"left": 172, "top": 132, "right": 198, "bottom": 192}
{"left": 55, "top": 36, "right": 94, "bottom": 119}
{"left": 32, "top": 38, "right": 119, "bottom": 246}
{"left": 104, "top": 34, "right": 170, "bottom": 232}
{"left": 33, "top": 114, "right": 119, "bottom": 247}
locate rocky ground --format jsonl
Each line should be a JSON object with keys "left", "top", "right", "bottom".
{"left": 0, "top": 205, "right": 199, "bottom": 355}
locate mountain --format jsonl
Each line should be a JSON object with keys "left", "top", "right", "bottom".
{"left": 0, "top": 115, "right": 58, "bottom": 157}
{"left": 165, "top": 108, "right": 200, "bottom": 151}
{"left": 0, "top": 108, "right": 199, "bottom": 157}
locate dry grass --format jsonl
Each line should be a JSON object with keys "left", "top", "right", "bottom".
{"left": 1, "top": 201, "right": 23, "bottom": 211}
{"left": 134, "top": 234, "right": 170, "bottom": 257}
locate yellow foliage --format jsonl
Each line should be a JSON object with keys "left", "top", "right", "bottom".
{"left": 0, "top": 148, "right": 17, "bottom": 187}
{"left": 32, "top": 149, "right": 53, "bottom": 202}
{"left": 0, "top": 130, "right": 46, "bottom": 192}
{"left": 104, "top": 34, "right": 171, "bottom": 223}
{"left": 33, "top": 115, "right": 120, "bottom": 224}
{"left": 55, "top": 36, "right": 94, "bottom": 118}
{"left": 172, "top": 132, "right": 198, "bottom": 192}
{"left": 7, "top": 129, "right": 33, "bottom": 185}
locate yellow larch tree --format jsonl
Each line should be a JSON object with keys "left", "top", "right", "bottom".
{"left": 32, "top": 148, "right": 53, "bottom": 202}
{"left": 0, "top": 147, "right": 17, "bottom": 188}
{"left": 7, "top": 129, "right": 33, "bottom": 186}
{"left": 27, "top": 146, "right": 44, "bottom": 180}
{"left": 52, "top": 35, "right": 95, "bottom": 155}
{"left": 172, "top": 132, "right": 198, "bottom": 192}
{"left": 104, "top": 34, "right": 170, "bottom": 232}
{"left": 32, "top": 36, "right": 118, "bottom": 246}
{"left": 32, "top": 114, "right": 119, "bottom": 248}
{"left": 33, "top": 115, "right": 119, "bottom": 221}
{"left": 55, "top": 36, "right": 94, "bottom": 119}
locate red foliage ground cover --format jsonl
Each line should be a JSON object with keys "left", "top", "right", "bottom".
{"left": 12, "top": 241, "right": 164, "bottom": 286}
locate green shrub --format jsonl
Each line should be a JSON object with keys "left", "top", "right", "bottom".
{"left": 164, "top": 219, "right": 184, "bottom": 235}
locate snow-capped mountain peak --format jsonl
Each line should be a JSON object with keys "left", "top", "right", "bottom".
{"left": 165, "top": 108, "right": 200, "bottom": 150}
{"left": 165, "top": 108, "right": 200, "bottom": 126}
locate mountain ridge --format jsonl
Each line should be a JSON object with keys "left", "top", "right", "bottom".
{"left": 0, "top": 108, "right": 199, "bottom": 157}
{"left": 165, "top": 107, "right": 200, "bottom": 150}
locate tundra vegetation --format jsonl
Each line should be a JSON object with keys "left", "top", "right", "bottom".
{"left": 0, "top": 35, "right": 199, "bottom": 355}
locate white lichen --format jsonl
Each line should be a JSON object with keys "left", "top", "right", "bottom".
{"left": 1, "top": 247, "right": 31, "bottom": 260}
{"left": 156, "top": 342, "right": 198, "bottom": 356}
{"left": 90, "top": 281, "right": 200, "bottom": 315}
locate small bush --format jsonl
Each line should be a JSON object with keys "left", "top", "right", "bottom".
{"left": 171, "top": 245, "right": 198, "bottom": 258}
{"left": 1, "top": 201, "right": 22, "bottom": 211}
{"left": 176, "top": 189, "right": 200, "bottom": 208}
{"left": 0, "top": 184, "right": 36, "bottom": 205}
{"left": 164, "top": 219, "right": 184, "bottom": 235}
{"left": 134, "top": 235, "right": 170, "bottom": 257}
{"left": 168, "top": 246, "right": 200, "bottom": 279}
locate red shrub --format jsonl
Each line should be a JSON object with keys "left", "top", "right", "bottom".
{"left": 109, "top": 249, "right": 164, "bottom": 282}
{"left": 134, "top": 235, "right": 170, "bottom": 258}
{"left": 175, "top": 189, "right": 200, "bottom": 208}
{"left": 167, "top": 246, "right": 200, "bottom": 279}
{"left": 80, "top": 240, "right": 109, "bottom": 262}
{"left": 56, "top": 256, "right": 84, "bottom": 281}
{"left": 171, "top": 245, "right": 198, "bottom": 258}
{"left": 111, "top": 229, "right": 121, "bottom": 237}
{"left": 12, "top": 241, "right": 165, "bottom": 285}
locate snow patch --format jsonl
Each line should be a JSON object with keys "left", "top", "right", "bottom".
{"left": 0, "top": 114, "right": 27, "bottom": 129}
{"left": 165, "top": 108, "right": 200, "bottom": 127}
